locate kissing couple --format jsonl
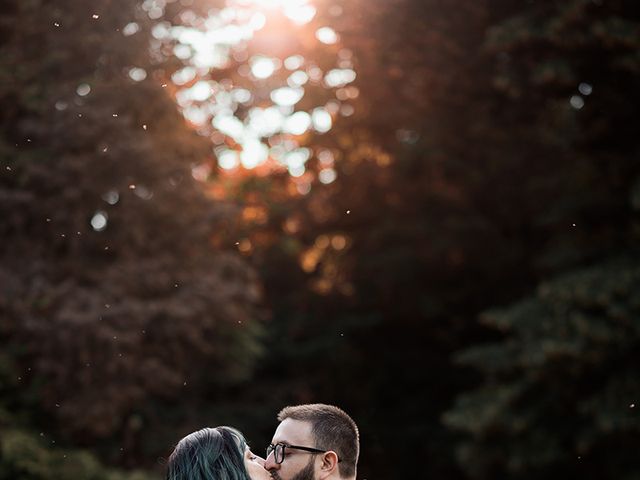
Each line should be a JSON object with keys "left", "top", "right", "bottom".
{"left": 166, "top": 403, "right": 359, "bottom": 480}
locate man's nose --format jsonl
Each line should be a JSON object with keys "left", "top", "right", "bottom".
{"left": 264, "top": 451, "right": 279, "bottom": 470}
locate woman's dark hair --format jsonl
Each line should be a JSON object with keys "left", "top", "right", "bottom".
{"left": 166, "top": 426, "right": 252, "bottom": 480}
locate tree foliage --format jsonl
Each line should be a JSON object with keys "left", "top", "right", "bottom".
{"left": 0, "top": 428, "right": 153, "bottom": 480}
{"left": 1, "top": 0, "right": 639, "bottom": 478}
{"left": 0, "top": 0, "right": 263, "bottom": 472}
{"left": 209, "top": 1, "right": 640, "bottom": 478}
{"left": 445, "top": 257, "right": 640, "bottom": 479}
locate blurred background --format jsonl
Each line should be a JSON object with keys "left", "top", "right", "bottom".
{"left": 1, "top": 0, "right": 639, "bottom": 478}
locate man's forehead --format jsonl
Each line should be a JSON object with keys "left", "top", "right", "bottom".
{"left": 272, "top": 418, "right": 313, "bottom": 444}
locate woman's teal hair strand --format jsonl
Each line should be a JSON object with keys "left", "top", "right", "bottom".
{"left": 166, "top": 426, "right": 252, "bottom": 480}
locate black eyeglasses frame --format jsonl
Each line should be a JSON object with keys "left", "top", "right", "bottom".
{"left": 266, "top": 443, "right": 330, "bottom": 464}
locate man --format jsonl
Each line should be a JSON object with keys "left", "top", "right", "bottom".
{"left": 264, "top": 403, "right": 359, "bottom": 480}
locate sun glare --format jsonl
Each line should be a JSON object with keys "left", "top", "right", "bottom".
{"left": 162, "top": 0, "right": 355, "bottom": 179}
{"left": 229, "top": 0, "right": 317, "bottom": 25}
{"left": 250, "top": 56, "right": 279, "bottom": 79}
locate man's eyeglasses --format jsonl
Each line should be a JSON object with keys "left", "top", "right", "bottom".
{"left": 266, "top": 443, "right": 329, "bottom": 464}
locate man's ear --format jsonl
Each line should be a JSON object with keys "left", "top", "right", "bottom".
{"left": 318, "top": 451, "right": 339, "bottom": 479}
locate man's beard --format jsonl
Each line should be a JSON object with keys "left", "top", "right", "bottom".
{"left": 270, "top": 457, "right": 316, "bottom": 480}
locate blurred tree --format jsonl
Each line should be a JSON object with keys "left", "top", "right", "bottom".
{"left": 2, "top": 0, "right": 637, "bottom": 479}
{"left": 444, "top": 256, "right": 640, "bottom": 479}
{"left": 0, "top": 0, "right": 263, "bottom": 471}
{"left": 440, "top": 1, "right": 640, "bottom": 478}
{"left": 0, "top": 428, "right": 155, "bottom": 480}
{"left": 184, "top": 1, "right": 506, "bottom": 477}
{"left": 204, "top": 0, "right": 640, "bottom": 478}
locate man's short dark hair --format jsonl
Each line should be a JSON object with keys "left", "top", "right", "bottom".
{"left": 277, "top": 403, "right": 359, "bottom": 478}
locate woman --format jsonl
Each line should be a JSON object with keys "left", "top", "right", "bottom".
{"left": 166, "top": 426, "right": 271, "bottom": 480}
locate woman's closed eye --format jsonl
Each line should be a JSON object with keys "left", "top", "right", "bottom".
{"left": 245, "top": 448, "right": 265, "bottom": 465}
